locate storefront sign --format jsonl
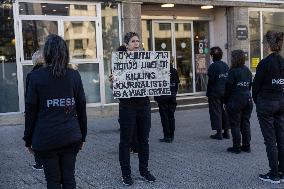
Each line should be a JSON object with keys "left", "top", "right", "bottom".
{"left": 251, "top": 57, "right": 260, "bottom": 68}
{"left": 112, "top": 51, "right": 171, "bottom": 98}
{"left": 236, "top": 25, "right": 248, "bottom": 40}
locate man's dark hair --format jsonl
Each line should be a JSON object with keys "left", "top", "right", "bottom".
{"left": 43, "top": 34, "right": 69, "bottom": 78}
{"left": 265, "top": 30, "right": 284, "bottom": 53}
{"left": 231, "top": 49, "right": 245, "bottom": 69}
{"left": 123, "top": 32, "right": 139, "bottom": 45}
{"left": 210, "top": 47, "right": 223, "bottom": 61}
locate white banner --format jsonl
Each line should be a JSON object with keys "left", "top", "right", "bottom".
{"left": 112, "top": 51, "right": 171, "bottom": 99}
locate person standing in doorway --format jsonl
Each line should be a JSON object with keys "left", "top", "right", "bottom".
{"left": 155, "top": 57, "right": 180, "bottom": 143}
{"left": 206, "top": 47, "right": 230, "bottom": 140}
{"left": 224, "top": 50, "right": 253, "bottom": 154}
{"left": 25, "top": 50, "right": 45, "bottom": 171}
{"left": 109, "top": 32, "right": 156, "bottom": 186}
{"left": 253, "top": 30, "right": 284, "bottom": 184}
{"left": 23, "top": 34, "right": 87, "bottom": 189}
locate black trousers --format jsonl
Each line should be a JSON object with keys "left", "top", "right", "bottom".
{"left": 227, "top": 97, "right": 253, "bottom": 148}
{"left": 36, "top": 143, "right": 80, "bottom": 189}
{"left": 119, "top": 104, "right": 151, "bottom": 176}
{"left": 156, "top": 95, "right": 177, "bottom": 139}
{"left": 256, "top": 97, "right": 284, "bottom": 176}
{"left": 208, "top": 97, "right": 229, "bottom": 131}
{"left": 34, "top": 153, "right": 42, "bottom": 166}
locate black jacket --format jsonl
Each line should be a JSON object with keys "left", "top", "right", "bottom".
{"left": 224, "top": 65, "right": 252, "bottom": 104}
{"left": 23, "top": 67, "right": 87, "bottom": 151}
{"left": 252, "top": 53, "right": 284, "bottom": 103}
{"left": 206, "top": 61, "right": 229, "bottom": 98}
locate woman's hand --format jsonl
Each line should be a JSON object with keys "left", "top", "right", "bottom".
{"left": 109, "top": 74, "right": 114, "bottom": 84}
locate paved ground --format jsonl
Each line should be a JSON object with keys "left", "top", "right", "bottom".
{"left": 0, "top": 108, "right": 283, "bottom": 189}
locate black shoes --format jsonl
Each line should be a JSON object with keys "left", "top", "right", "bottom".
{"left": 32, "top": 164, "right": 43, "bottom": 171}
{"left": 122, "top": 175, "right": 133, "bottom": 186}
{"left": 227, "top": 147, "right": 241, "bottom": 154}
{"left": 259, "top": 172, "right": 280, "bottom": 184}
{"left": 159, "top": 138, "right": 172, "bottom": 143}
{"left": 210, "top": 133, "right": 222, "bottom": 140}
{"left": 241, "top": 145, "right": 251, "bottom": 153}
{"left": 222, "top": 132, "right": 230, "bottom": 139}
{"left": 141, "top": 171, "right": 156, "bottom": 182}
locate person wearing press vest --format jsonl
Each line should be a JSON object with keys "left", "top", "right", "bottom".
{"left": 154, "top": 57, "right": 180, "bottom": 143}
{"left": 206, "top": 47, "right": 230, "bottom": 140}
{"left": 224, "top": 50, "right": 253, "bottom": 154}
{"left": 25, "top": 50, "right": 45, "bottom": 171}
{"left": 109, "top": 32, "right": 156, "bottom": 186}
{"left": 23, "top": 34, "right": 87, "bottom": 189}
{"left": 252, "top": 31, "right": 284, "bottom": 184}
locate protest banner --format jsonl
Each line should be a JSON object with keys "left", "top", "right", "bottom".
{"left": 111, "top": 51, "right": 171, "bottom": 98}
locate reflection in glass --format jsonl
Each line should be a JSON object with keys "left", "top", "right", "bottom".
{"left": 0, "top": 2, "right": 19, "bottom": 113}
{"left": 102, "top": 3, "right": 120, "bottom": 103}
{"left": 154, "top": 22, "right": 172, "bottom": 52}
{"left": 141, "top": 20, "right": 152, "bottom": 51}
{"left": 64, "top": 21, "right": 97, "bottom": 59}
{"left": 194, "top": 21, "right": 210, "bottom": 92}
{"left": 19, "top": 3, "right": 96, "bottom": 16}
{"left": 249, "top": 11, "right": 261, "bottom": 72}
{"left": 23, "top": 65, "right": 33, "bottom": 94}
{"left": 175, "top": 23, "right": 193, "bottom": 93}
{"left": 76, "top": 64, "right": 100, "bottom": 103}
{"left": 263, "top": 12, "right": 284, "bottom": 57}
{"left": 22, "top": 20, "right": 58, "bottom": 60}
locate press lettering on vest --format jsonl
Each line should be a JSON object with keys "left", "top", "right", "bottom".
{"left": 47, "top": 98, "right": 75, "bottom": 108}
{"left": 272, "top": 79, "right": 284, "bottom": 85}
{"left": 237, "top": 82, "right": 250, "bottom": 87}
{"left": 219, "top": 73, "right": 228, "bottom": 78}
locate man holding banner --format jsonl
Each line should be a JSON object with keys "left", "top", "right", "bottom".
{"left": 110, "top": 32, "right": 171, "bottom": 186}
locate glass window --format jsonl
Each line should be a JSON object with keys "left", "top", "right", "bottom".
{"left": 23, "top": 65, "right": 33, "bottom": 95}
{"left": 76, "top": 64, "right": 100, "bottom": 103}
{"left": 141, "top": 20, "right": 153, "bottom": 51}
{"left": 22, "top": 20, "right": 58, "bottom": 60}
{"left": 159, "top": 23, "right": 171, "bottom": 31}
{"left": 193, "top": 21, "right": 210, "bottom": 92}
{"left": 64, "top": 21, "right": 97, "bottom": 60}
{"left": 263, "top": 12, "right": 284, "bottom": 57}
{"left": 19, "top": 3, "right": 96, "bottom": 16}
{"left": 102, "top": 3, "right": 120, "bottom": 103}
{"left": 249, "top": 11, "right": 261, "bottom": 72}
{"left": 0, "top": 2, "right": 19, "bottom": 113}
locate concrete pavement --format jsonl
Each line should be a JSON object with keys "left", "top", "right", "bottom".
{"left": 0, "top": 108, "right": 283, "bottom": 189}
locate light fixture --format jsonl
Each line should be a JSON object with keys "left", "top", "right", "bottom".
{"left": 42, "top": 5, "right": 46, "bottom": 8}
{"left": 65, "top": 6, "right": 69, "bottom": 9}
{"left": 161, "top": 4, "right": 174, "bottom": 8}
{"left": 53, "top": 9, "right": 56, "bottom": 12}
{"left": 201, "top": 5, "right": 213, "bottom": 10}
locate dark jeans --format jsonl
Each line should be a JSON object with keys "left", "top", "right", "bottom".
{"left": 156, "top": 95, "right": 177, "bottom": 139}
{"left": 119, "top": 104, "right": 151, "bottom": 176}
{"left": 36, "top": 143, "right": 80, "bottom": 189}
{"left": 256, "top": 97, "right": 284, "bottom": 176}
{"left": 208, "top": 97, "right": 229, "bottom": 131}
{"left": 227, "top": 97, "right": 253, "bottom": 148}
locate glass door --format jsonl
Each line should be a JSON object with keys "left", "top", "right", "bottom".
{"left": 152, "top": 21, "right": 194, "bottom": 94}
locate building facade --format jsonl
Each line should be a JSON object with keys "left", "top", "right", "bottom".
{"left": 0, "top": 0, "right": 284, "bottom": 114}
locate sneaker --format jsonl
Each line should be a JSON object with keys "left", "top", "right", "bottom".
{"left": 241, "top": 145, "right": 251, "bottom": 153}
{"left": 122, "top": 175, "right": 133, "bottom": 186}
{"left": 259, "top": 172, "right": 280, "bottom": 184}
{"left": 32, "top": 164, "right": 43, "bottom": 171}
{"left": 159, "top": 138, "right": 172, "bottom": 143}
{"left": 141, "top": 171, "right": 156, "bottom": 182}
{"left": 222, "top": 132, "right": 230, "bottom": 139}
{"left": 210, "top": 133, "right": 222, "bottom": 140}
{"left": 227, "top": 147, "right": 241, "bottom": 154}
{"left": 279, "top": 172, "right": 284, "bottom": 182}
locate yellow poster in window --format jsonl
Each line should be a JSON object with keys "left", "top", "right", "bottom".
{"left": 251, "top": 58, "right": 260, "bottom": 68}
